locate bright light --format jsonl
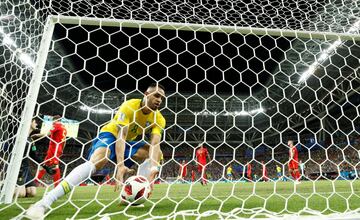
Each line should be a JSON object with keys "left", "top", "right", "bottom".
{"left": 298, "top": 19, "right": 359, "bottom": 83}
{"left": 19, "top": 52, "right": 35, "bottom": 68}
{"left": 348, "top": 20, "right": 360, "bottom": 32}
{"left": 80, "top": 105, "right": 113, "bottom": 114}
{"left": 195, "top": 108, "right": 264, "bottom": 116}
{"left": 238, "top": 111, "right": 250, "bottom": 116}
{"left": 250, "top": 107, "right": 264, "bottom": 114}
{"left": 0, "top": 15, "right": 14, "bottom": 21}
{"left": 2, "top": 35, "right": 17, "bottom": 47}
{"left": 299, "top": 65, "right": 316, "bottom": 82}
{"left": 318, "top": 53, "right": 328, "bottom": 62}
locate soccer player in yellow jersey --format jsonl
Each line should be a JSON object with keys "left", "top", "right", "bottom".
{"left": 276, "top": 164, "right": 282, "bottom": 181}
{"left": 226, "top": 165, "right": 233, "bottom": 181}
{"left": 26, "top": 84, "right": 166, "bottom": 219}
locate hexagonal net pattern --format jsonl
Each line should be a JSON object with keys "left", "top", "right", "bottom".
{"left": 0, "top": 1, "right": 360, "bottom": 220}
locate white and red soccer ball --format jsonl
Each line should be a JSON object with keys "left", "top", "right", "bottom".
{"left": 120, "top": 175, "right": 151, "bottom": 205}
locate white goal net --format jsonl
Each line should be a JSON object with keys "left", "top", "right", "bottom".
{"left": 0, "top": 0, "right": 360, "bottom": 219}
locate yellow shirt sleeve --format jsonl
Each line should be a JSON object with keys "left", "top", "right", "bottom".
{"left": 151, "top": 112, "right": 166, "bottom": 136}
{"left": 114, "top": 102, "right": 133, "bottom": 127}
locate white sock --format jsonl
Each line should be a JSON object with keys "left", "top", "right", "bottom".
{"left": 38, "top": 161, "right": 96, "bottom": 208}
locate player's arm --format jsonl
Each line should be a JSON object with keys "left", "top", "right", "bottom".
{"left": 207, "top": 150, "right": 211, "bottom": 161}
{"left": 147, "top": 133, "right": 162, "bottom": 183}
{"left": 31, "top": 133, "right": 46, "bottom": 140}
{"left": 290, "top": 148, "right": 295, "bottom": 160}
{"left": 115, "top": 125, "right": 128, "bottom": 165}
{"left": 149, "top": 116, "right": 165, "bottom": 174}
{"left": 149, "top": 133, "right": 162, "bottom": 166}
{"left": 114, "top": 125, "right": 129, "bottom": 191}
{"left": 113, "top": 104, "right": 132, "bottom": 191}
{"left": 30, "top": 127, "right": 51, "bottom": 140}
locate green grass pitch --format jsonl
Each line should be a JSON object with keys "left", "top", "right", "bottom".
{"left": 1, "top": 180, "right": 360, "bottom": 219}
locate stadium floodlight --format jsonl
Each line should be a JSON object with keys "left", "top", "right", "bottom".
{"left": 0, "top": 15, "right": 14, "bottom": 21}
{"left": 298, "top": 19, "right": 360, "bottom": 83}
{"left": 298, "top": 64, "right": 317, "bottom": 83}
{"left": 200, "top": 108, "right": 264, "bottom": 116}
{"left": 249, "top": 107, "right": 264, "bottom": 115}
{"left": 80, "top": 105, "right": 113, "bottom": 114}
{"left": 2, "top": 34, "right": 17, "bottom": 48}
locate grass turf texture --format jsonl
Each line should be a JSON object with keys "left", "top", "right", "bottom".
{"left": 1, "top": 180, "right": 360, "bottom": 219}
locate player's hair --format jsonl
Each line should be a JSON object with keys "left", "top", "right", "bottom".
{"left": 148, "top": 83, "right": 165, "bottom": 91}
{"left": 288, "top": 139, "right": 295, "bottom": 145}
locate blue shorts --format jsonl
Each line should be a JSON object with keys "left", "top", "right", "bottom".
{"left": 87, "top": 132, "right": 147, "bottom": 168}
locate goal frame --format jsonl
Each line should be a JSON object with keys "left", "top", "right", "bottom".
{"left": 1, "top": 15, "right": 359, "bottom": 220}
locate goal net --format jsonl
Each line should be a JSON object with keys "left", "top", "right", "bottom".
{"left": 1, "top": 0, "right": 360, "bottom": 219}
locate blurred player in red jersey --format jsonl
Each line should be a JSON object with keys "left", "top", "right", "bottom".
{"left": 261, "top": 161, "right": 269, "bottom": 182}
{"left": 179, "top": 160, "right": 187, "bottom": 182}
{"left": 288, "top": 140, "right": 301, "bottom": 184}
{"left": 196, "top": 144, "right": 210, "bottom": 185}
{"left": 191, "top": 169, "right": 195, "bottom": 182}
{"left": 246, "top": 162, "right": 252, "bottom": 181}
{"left": 37, "top": 115, "right": 67, "bottom": 187}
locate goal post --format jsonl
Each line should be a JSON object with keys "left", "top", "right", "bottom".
{"left": 55, "top": 15, "right": 360, "bottom": 41}
{"left": 0, "top": 17, "right": 56, "bottom": 204}
{"left": 0, "top": 10, "right": 360, "bottom": 220}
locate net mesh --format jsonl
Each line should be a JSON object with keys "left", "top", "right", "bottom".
{"left": 0, "top": 0, "right": 360, "bottom": 219}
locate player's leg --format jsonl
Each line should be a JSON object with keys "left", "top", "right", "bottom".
{"left": 288, "top": 168, "right": 293, "bottom": 179}
{"left": 294, "top": 167, "right": 301, "bottom": 182}
{"left": 36, "top": 167, "right": 46, "bottom": 181}
{"left": 24, "top": 165, "right": 37, "bottom": 197}
{"left": 46, "top": 154, "right": 62, "bottom": 187}
{"left": 25, "top": 147, "right": 108, "bottom": 219}
{"left": 289, "top": 161, "right": 296, "bottom": 180}
{"left": 201, "top": 164, "right": 207, "bottom": 185}
{"left": 15, "top": 166, "right": 26, "bottom": 198}
{"left": 198, "top": 164, "right": 204, "bottom": 185}
{"left": 52, "top": 144, "right": 64, "bottom": 186}
{"left": 247, "top": 172, "right": 252, "bottom": 181}
{"left": 25, "top": 133, "right": 114, "bottom": 219}
{"left": 132, "top": 143, "right": 150, "bottom": 160}
{"left": 37, "top": 152, "right": 54, "bottom": 182}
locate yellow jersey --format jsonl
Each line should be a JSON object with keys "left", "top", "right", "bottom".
{"left": 100, "top": 99, "right": 166, "bottom": 141}
{"left": 276, "top": 166, "right": 282, "bottom": 173}
{"left": 159, "top": 152, "right": 164, "bottom": 164}
{"left": 227, "top": 167, "right": 232, "bottom": 174}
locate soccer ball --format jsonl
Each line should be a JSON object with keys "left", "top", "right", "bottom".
{"left": 120, "top": 175, "right": 151, "bottom": 205}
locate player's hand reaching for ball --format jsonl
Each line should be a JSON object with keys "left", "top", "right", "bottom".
{"left": 114, "top": 165, "right": 134, "bottom": 192}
